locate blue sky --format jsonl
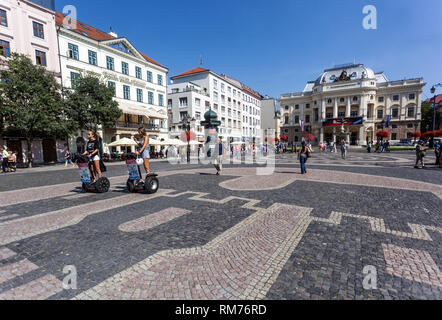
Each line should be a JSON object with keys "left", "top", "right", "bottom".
{"left": 55, "top": 0, "right": 442, "bottom": 100}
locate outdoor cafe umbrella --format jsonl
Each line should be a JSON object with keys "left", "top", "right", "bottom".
{"left": 107, "top": 138, "right": 138, "bottom": 147}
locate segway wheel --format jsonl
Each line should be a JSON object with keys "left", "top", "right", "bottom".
{"left": 145, "top": 177, "right": 159, "bottom": 194}
{"left": 95, "top": 177, "right": 110, "bottom": 193}
{"left": 127, "top": 180, "right": 136, "bottom": 193}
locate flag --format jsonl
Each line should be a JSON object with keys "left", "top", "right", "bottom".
{"left": 385, "top": 115, "right": 391, "bottom": 128}
{"left": 300, "top": 120, "right": 305, "bottom": 132}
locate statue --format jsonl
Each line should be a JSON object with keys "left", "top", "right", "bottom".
{"left": 334, "top": 70, "right": 352, "bottom": 82}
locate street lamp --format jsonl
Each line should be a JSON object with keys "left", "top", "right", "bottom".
{"left": 430, "top": 84, "right": 441, "bottom": 148}
{"left": 183, "top": 116, "right": 195, "bottom": 163}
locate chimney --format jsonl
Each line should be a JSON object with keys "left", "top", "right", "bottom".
{"left": 109, "top": 27, "right": 118, "bottom": 38}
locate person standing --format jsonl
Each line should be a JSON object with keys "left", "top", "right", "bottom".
{"left": 298, "top": 141, "right": 309, "bottom": 174}
{"left": 134, "top": 127, "right": 151, "bottom": 181}
{"left": 215, "top": 138, "right": 223, "bottom": 176}
{"left": 341, "top": 140, "right": 348, "bottom": 160}
{"left": 1, "top": 147, "right": 8, "bottom": 173}
{"left": 414, "top": 140, "right": 428, "bottom": 169}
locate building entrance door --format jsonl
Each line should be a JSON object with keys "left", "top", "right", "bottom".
{"left": 351, "top": 132, "right": 358, "bottom": 145}
{"left": 42, "top": 139, "right": 57, "bottom": 163}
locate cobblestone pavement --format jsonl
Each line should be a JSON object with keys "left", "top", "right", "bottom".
{"left": 0, "top": 151, "right": 440, "bottom": 300}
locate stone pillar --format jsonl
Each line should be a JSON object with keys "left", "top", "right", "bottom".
{"left": 320, "top": 128, "right": 324, "bottom": 143}
{"left": 346, "top": 97, "right": 351, "bottom": 118}
{"left": 116, "top": 134, "right": 121, "bottom": 153}
{"left": 321, "top": 99, "right": 326, "bottom": 120}
{"left": 359, "top": 126, "right": 365, "bottom": 145}
{"left": 359, "top": 95, "right": 365, "bottom": 118}
{"left": 346, "top": 128, "right": 351, "bottom": 144}
{"left": 333, "top": 98, "right": 338, "bottom": 119}
{"left": 386, "top": 96, "right": 391, "bottom": 118}
{"left": 333, "top": 127, "right": 337, "bottom": 143}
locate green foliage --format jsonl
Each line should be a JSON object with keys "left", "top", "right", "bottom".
{"left": 0, "top": 54, "right": 73, "bottom": 166}
{"left": 65, "top": 75, "right": 122, "bottom": 131}
{"left": 421, "top": 101, "right": 433, "bottom": 133}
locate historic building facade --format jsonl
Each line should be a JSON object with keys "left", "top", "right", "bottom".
{"left": 168, "top": 67, "right": 262, "bottom": 144}
{"left": 0, "top": 0, "right": 63, "bottom": 164}
{"left": 55, "top": 12, "right": 169, "bottom": 154}
{"left": 280, "top": 64, "right": 425, "bottom": 145}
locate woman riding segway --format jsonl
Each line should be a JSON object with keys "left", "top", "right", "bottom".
{"left": 83, "top": 131, "right": 102, "bottom": 183}
{"left": 134, "top": 127, "right": 150, "bottom": 181}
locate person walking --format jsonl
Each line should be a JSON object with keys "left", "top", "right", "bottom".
{"left": 64, "top": 149, "right": 75, "bottom": 168}
{"left": 298, "top": 141, "right": 309, "bottom": 174}
{"left": 341, "top": 140, "right": 348, "bottom": 160}
{"left": 215, "top": 138, "right": 223, "bottom": 176}
{"left": 434, "top": 141, "right": 440, "bottom": 166}
{"left": 414, "top": 140, "right": 428, "bottom": 169}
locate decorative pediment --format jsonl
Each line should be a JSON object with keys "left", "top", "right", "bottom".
{"left": 101, "top": 38, "right": 144, "bottom": 60}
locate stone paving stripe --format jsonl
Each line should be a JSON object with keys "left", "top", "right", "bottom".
{"left": 74, "top": 203, "right": 313, "bottom": 300}
{"left": 0, "top": 259, "right": 39, "bottom": 284}
{"left": 0, "top": 248, "right": 16, "bottom": 261}
{"left": 0, "top": 189, "right": 175, "bottom": 246}
{"left": 0, "top": 175, "right": 127, "bottom": 207}
{"left": 382, "top": 244, "right": 442, "bottom": 288}
{"left": 0, "top": 214, "right": 20, "bottom": 222}
{"left": 0, "top": 274, "right": 64, "bottom": 300}
{"left": 118, "top": 208, "right": 191, "bottom": 233}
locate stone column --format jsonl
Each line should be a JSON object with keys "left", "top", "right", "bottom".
{"left": 333, "top": 127, "right": 337, "bottom": 143}
{"left": 320, "top": 128, "right": 324, "bottom": 143}
{"left": 346, "top": 97, "right": 351, "bottom": 118}
{"left": 321, "top": 99, "right": 326, "bottom": 120}
{"left": 115, "top": 134, "right": 121, "bottom": 153}
{"left": 359, "top": 95, "right": 365, "bottom": 118}
{"left": 333, "top": 98, "right": 338, "bottom": 119}
{"left": 346, "top": 128, "right": 351, "bottom": 144}
{"left": 359, "top": 126, "right": 365, "bottom": 146}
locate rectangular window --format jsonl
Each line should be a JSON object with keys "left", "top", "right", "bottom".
{"left": 0, "top": 40, "right": 10, "bottom": 57}
{"left": 35, "top": 50, "right": 46, "bottom": 66}
{"left": 135, "top": 66, "right": 142, "bottom": 79}
{"left": 148, "top": 91, "right": 154, "bottom": 104}
{"left": 88, "top": 50, "right": 97, "bottom": 65}
{"left": 391, "top": 133, "right": 397, "bottom": 140}
{"left": 408, "top": 93, "right": 415, "bottom": 100}
{"left": 295, "top": 115, "right": 300, "bottom": 123}
{"left": 122, "top": 62, "right": 129, "bottom": 75}
{"left": 179, "top": 98, "right": 188, "bottom": 107}
{"left": 68, "top": 43, "right": 79, "bottom": 60}
{"left": 158, "top": 94, "right": 164, "bottom": 106}
{"left": 0, "top": 9, "right": 7, "bottom": 27}
{"left": 106, "top": 56, "right": 114, "bottom": 70}
{"left": 213, "top": 79, "right": 217, "bottom": 87}
{"left": 157, "top": 74, "right": 163, "bottom": 86}
{"left": 147, "top": 71, "right": 153, "bottom": 82}
{"left": 338, "top": 111, "right": 345, "bottom": 117}
{"left": 123, "top": 85, "right": 130, "bottom": 100}
{"left": 393, "top": 95, "right": 399, "bottom": 101}
{"left": 377, "top": 109, "right": 384, "bottom": 119}
{"left": 195, "top": 98, "right": 201, "bottom": 107}
{"left": 213, "top": 91, "right": 218, "bottom": 101}
{"left": 136, "top": 88, "right": 143, "bottom": 102}
{"left": 378, "top": 97, "right": 384, "bottom": 103}
{"left": 71, "top": 72, "right": 80, "bottom": 88}
{"left": 305, "top": 115, "right": 310, "bottom": 123}
{"left": 350, "top": 111, "right": 358, "bottom": 117}
{"left": 107, "top": 81, "right": 116, "bottom": 96}
{"left": 306, "top": 104, "right": 310, "bottom": 109}
{"left": 392, "top": 108, "right": 399, "bottom": 118}
{"left": 408, "top": 107, "right": 415, "bottom": 117}
{"left": 33, "top": 21, "right": 44, "bottom": 39}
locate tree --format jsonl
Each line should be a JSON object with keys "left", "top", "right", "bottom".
{"left": 421, "top": 101, "right": 433, "bottom": 133}
{"left": 0, "top": 54, "right": 73, "bottom": 167}
{"left": 65, "top": 75, "right": 122, "bottom": 132}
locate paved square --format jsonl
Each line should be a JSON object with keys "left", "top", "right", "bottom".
{"left": 0, "top": 150, "right": 441, "bottom": 300}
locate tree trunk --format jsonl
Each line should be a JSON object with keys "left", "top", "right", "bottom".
{"left": 26, "top": 138, "right": 33, "bottom": 168}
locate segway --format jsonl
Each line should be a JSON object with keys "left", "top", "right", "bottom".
{"left": 77, "top": 155, "right": 110, "bottom": 193}
{"left": 126, "top": 153, "right": 159, "bottom": 194}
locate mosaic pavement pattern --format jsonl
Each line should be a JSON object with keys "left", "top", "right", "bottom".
{"left": 0, "top": 153, "right": 441, "bottom": 300}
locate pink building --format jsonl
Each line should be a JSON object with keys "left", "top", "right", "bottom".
{"left": 0, "top": 0, "right": 64, "bottom": 164}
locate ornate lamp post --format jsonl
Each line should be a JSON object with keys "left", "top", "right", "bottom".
{"left": 430, "top": 84, "right": 441, "bottom": 148}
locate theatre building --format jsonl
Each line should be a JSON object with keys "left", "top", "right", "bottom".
{"left": 280, "top": 64, "right": 425, "bottom": 145}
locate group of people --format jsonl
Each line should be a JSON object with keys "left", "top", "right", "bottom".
{"left": 318, "top": 141, "right": 337, "bottom": 153}
{"left": 0, "top": 146, "right": 17, "bottom": 173}
{"left": 367, "top": 140, "right": 390, "bottom": 153}
{"left": 415, "top": 140, "right": 442, "bottom": 169}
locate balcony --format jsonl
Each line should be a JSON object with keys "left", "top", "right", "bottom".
{"left": 114, "top": 121, "right": 160, "bottom": 132}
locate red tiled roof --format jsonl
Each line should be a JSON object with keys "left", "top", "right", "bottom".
{"left": 426, "top": 94, "right": 442, "bottom": 105}
{"left": 171, "top": 67, "right": 210, "bottom": 79}
{"left": 55, "top": 12, "right": 166, "bottom": 69}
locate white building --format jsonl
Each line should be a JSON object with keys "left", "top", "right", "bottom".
{"left": 0, "top": 0, "right": 65, "bottom": 164}
{"left": 280, "top": 64, "right": 425, "bottom": 145}
{"left": 168, "top": 67, "right": 262, "bottom": 144}
{"left": 55, "top": 12, "right": 169, "bottom": 154}
{"left": 261, "top": 97, "right": 282, "bottom": 140}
